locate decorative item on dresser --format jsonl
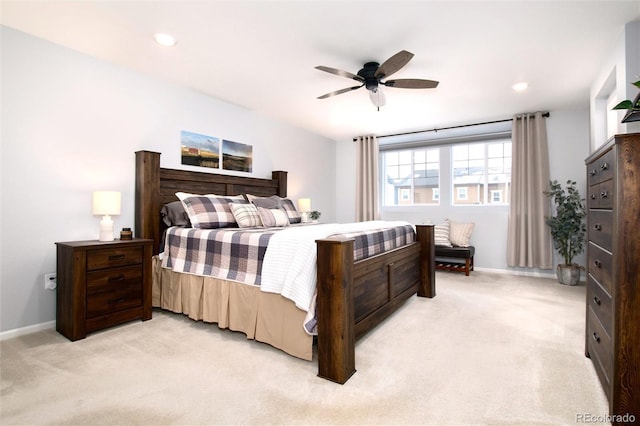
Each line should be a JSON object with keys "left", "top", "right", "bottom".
{"left": 585, "top": 132, "right": 640, "bottom": 421}
{"left": 55, "top": 238, "right": 153, "bottom": 341}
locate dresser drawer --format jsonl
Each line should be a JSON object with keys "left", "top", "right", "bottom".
{"left": 587, "top": 307, "right": 612, "bottom": 398}
{"left": 87, "top": 246, "right": 143, "bottom": 271}
{"left": 86, "top": 265, "right": 143, "bottom": 318}
{"left": 587, "top": 242, "right": 613, "bottom": 295}
{"left": 587, "top": 210, "right": 613, "bottom": 251}
{"left": 587, "top": 180, "right": 614, "bottom": 209}
{"left": 587, "top": 275, "right": 612, "bottom": 337}
{"left": 587, "top": 149, "right": 615, "bottom": 185}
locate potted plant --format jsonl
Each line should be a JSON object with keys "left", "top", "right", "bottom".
{"left": 544, "top": 180, "right": 587, "bottom": 285}
{"left": 309, "top": 210, "right": 321, "bottom": 222}
{"left": 612, "top": 79, "right": 640, "bottom": 123}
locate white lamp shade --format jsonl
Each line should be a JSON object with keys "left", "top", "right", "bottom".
{"left": 297, "top": 198, "right": 311, "bottom": 212}
{"left": 92, "top": 191, "right": 121, "bottom": 216}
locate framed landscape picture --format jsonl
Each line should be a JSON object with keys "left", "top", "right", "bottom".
{"left": 181, "top": 130, "right": 220, "bottom": 169}
{"left": 222, "top": 139, "right": 253, "bottom": 172}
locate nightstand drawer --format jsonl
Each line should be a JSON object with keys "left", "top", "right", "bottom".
{"left": 587, "top": 275, "right": 612, "bottom": 337}
{"left": 587, "top": 210, "right": 612, "bottom": 252}
{"left": 86, "top": 265, "right": 143, "bottom": 318}
{"left": 87, "top": 246, "right": 143, "bottom": 270}
{"left": 587, "top": 242, "right": 612, "bottom": 295}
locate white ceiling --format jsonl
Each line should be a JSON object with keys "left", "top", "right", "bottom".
{"left": 2, "top": 1, "right": 639, "bottom": 141}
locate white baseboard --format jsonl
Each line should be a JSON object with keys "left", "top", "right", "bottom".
{"left": 473, "top": 266, "right": 557, "bottom": 279}
{"left": 0, "top": 320, "right": 55, "bottom": 341}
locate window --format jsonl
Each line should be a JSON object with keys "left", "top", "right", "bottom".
{"left": 382, "top": 148, "right": 440, "bottom": 205}
{"left": 380, "top": 136, "right": 510, "bottom": 207}
{"left": 452, "top": 141, "right": 511, "bottom": 205}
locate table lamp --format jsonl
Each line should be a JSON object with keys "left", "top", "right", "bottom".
{"left": 92, "top": 191, "right": 121, "bottom": 241}
{"left": 298, "top": 198, "right": 311, "bottom": 223}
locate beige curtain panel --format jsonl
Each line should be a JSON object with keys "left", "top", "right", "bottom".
{"left": 507, "top": 112, "right": 553, "bottom": 269}
{"left": 356, "top": 135, "right": 380, "bottom": 222}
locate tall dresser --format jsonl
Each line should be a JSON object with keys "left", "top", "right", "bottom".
{"left": 585, "top": 132, "right": 640, "bottom": 421}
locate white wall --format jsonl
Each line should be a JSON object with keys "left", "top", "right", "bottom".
{"left": 590, "top": 20, "right": 640, "bottom": 150}
{"left": 0, "top": 27, "right": 336, "bottom": 333}
{"left": 336, "top": 109, "right": 590, "bottom": 274}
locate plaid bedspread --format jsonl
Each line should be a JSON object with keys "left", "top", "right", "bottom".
{"left": 161, "top": 223, "right": 416, "bottom": 287}
{"left": 339, "top": 224, "right": 415, "bottom": 261}
{"left": 162, "top": 227, "right": 278, "bottom": 285}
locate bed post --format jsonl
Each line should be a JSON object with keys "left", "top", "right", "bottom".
{"left": 416, "top": 224, "right": 436, "bottom": 298}
{"left": 135, "top": 150, "right": 161, "bottom": 254}
{"left": 272, "top": 171, "right": 287, "bottom": 197}
{"left": 315, "top": 237, "right": 356, "bottom": 384}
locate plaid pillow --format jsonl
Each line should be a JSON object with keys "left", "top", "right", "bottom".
{"left": 176, "top": 192, "right": 247, "bottom": 229}
{"left": 280, "top": 198, "right": 302, "bottom": 224}
{"left": 257, "top": 207, "right": 290, "bottom": 227}
{"left": 229, "top": 202, "right": 262, "bottom": 228}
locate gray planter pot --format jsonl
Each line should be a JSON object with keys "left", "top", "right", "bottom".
{"left": 556, "top": 264, "right": 581, "bottom": 286}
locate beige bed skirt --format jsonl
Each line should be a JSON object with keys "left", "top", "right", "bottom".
{"left": 152, "top": 257, "right": 313, "bottom": 361}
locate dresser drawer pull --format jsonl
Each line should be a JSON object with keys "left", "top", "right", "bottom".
{"left": 594, "top": 223, "right": 602, "bottom": 231}
{"left": 590, "top": 194, "right": 596, "bottom": 200}
{"left": 594, "top": 259, "right": 602, "bottom": 268}
{"left": 108, "top": 297, "right": 126, "bottom": 304}
{"left": 593, "top": 296, "right": 601, "bottom": 306}
{"left": 108, "top": 254, "right": 126, "bottom": 261}
{"left": 108, "top": 274, "right": 126, "bottom": 282}
{"left": 589, "top": 169, "right": 597, "bottom": 176}
{"left": 600, "top": 191, "right": 608, "bottom": 199}
{"left": 600, "top": 162, "right": 608, "bottom": 170}
{"left": 592, "top": 332, "right": 600, "bottom": 343}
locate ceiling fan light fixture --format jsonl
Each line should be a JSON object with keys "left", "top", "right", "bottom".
{"left": 369, "top": 89, "right": 386, "bottom": 110}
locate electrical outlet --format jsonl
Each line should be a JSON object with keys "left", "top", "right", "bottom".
{"left": 44, "top": 273, "right": 57, "bottom": 290}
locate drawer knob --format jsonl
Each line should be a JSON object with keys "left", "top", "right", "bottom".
{"left": 590, "top": 194, "right": 596, "bottom": 200}
{"left": 593, "top": 296, "right": 601, "bottom": 306}
{"left": 594, "top": 223, "right": 602, "bottom": 231}
{"left": 594, "top": 259, "right": 602, "bottom": 268}
{"left": 108, "top": 274, "right": 126, "bottom": 282}
{"left": 592, "top": 332, "right": 600, "bottom": 343}
{"left": 589, "top": 169, "right": 597, "bottom": 176}
{"left": 600, "top": 191, "right": 608, "bottom": 199}
{"left": 108, "top": 254, "right": 126, "bottom": 261}
{"left": 600, "top": 162, "right": 608, "bottom": 170}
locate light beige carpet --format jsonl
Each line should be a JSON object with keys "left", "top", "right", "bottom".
{"left": 1, "top": 271, "right": 609, "bottom": 425}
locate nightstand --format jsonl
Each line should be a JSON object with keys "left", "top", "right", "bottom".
{"left": 55, "top": 238, "right": 153, "bottom": 341}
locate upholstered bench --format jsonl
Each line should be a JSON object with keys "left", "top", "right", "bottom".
{"left": 434, "top": 246, "right": 475, "bottom": 276}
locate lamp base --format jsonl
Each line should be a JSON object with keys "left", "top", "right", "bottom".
{"left": 300, "top": 212, "right": 310, "bottom": 223}
{"left": 99, "top": 216, "right": 114, "bottom": 241}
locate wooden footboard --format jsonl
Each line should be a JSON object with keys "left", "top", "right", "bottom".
{"left": 316, "top": 225, "right": 435, "bottom": 383}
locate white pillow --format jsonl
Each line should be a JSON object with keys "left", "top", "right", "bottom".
{"left": 449, "top": 221, "right": 475, "bottom": 247}
{"left": 434, "top": 219, "right": 452, "bottom": 247}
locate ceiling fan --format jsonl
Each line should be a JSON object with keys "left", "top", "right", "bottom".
{"left": 315, "top": 50, "right": 439, "bottom": 110}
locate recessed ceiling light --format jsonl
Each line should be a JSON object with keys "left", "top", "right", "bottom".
{"left": 154, "top": 33, "right": 177, "bottom": 47}
{"left": 512, "top": 82, "right": 529, "bottom": 92}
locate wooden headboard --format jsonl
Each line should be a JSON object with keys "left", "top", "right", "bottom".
{"left": 134, "top": 150, "right": 288, "bottom": 254}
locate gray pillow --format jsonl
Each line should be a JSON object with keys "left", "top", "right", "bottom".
{"left": 161, "top": 201, "right": 191, "bottom": 227}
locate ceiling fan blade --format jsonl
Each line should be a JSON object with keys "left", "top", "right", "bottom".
{"left": 383, "top": 79, "right": 439, "bottom": 89}
{"left": 317, "top": 85, "right": 364, "bottom": 99}
{"left": 374, "top": 50, "right": 414, "bottom": 79}
{"left": 315, "top": 66, "right": 364, "bottom": 82}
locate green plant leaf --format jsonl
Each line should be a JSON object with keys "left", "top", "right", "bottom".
{"left": 612, "top": 100, "right": 633, "bottom": 110}
{"left": 633, "top": 80, "right": 640, "bottom": 89}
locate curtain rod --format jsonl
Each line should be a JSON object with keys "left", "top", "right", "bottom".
{"left": 352, "top": 112, "right": 550, "bottom": 142}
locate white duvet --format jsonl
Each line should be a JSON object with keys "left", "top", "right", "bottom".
{"left": 260, "top": 220, "right": 414, "bottom": 312}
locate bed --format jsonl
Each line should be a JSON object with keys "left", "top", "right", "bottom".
{"left": 134, "top": 150, "right": 435, "bottom": 383}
